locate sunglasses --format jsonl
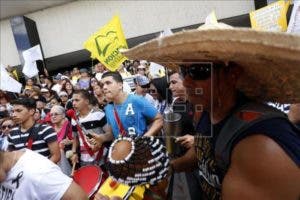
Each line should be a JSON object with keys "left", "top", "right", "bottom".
{"left": 149, "top": 89, "right": 157, "bottom": 94}
{"left": 179, "top": 62, "right": 221, "bottom": 80}
{"left": 2, "top": 125, "right": 13, "bottom": 130}
{"left": 141, "top": 84, "right": 150, "bottom": 89}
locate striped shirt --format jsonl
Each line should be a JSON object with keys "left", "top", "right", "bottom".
{"left": 8, "top": 124, "right": 57, "bottom": 158}
{"left": 72, "top": 109, "right": 107, "bottom": 164}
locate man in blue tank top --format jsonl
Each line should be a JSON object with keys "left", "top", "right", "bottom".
{"left": 123, "top": 26, "right": 300, "bottom": 199}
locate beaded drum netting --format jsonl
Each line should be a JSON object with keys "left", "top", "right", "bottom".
{"left": 107, "top": 136, "right": 170, "bottom": 186}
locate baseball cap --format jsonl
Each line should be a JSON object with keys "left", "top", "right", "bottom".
{"left": 61, "top": 75, "right": 69, "bottom": 80}
{"left": 135, "top": 75, "right": 150, "bottom": 87}
{"left": 59, "top": 91, "right": 68, "bottom": 97}
{"left": 54, "top": 73, "right": 62, "bottom": 81}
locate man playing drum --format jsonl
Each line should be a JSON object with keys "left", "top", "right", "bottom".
{"left": 90, "top": 71, "right": 163, "bottom": 144}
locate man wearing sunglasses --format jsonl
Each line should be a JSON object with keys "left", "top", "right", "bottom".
{"left": 123, "top": 27, "right": 300, "bottom": 199}
{"left": 134, "top": 75, "right": 156, "bottom": 106}
{"left": 175, "top": 61, "right": 299, "bottom": 199}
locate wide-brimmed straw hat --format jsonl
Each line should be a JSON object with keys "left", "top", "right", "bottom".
{"left": 122, "top": 25, "right": 300, "bottom": 103}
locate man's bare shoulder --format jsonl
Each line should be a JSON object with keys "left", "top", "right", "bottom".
{"left": 222, "top": 134, "right": 300, "bottom": 200}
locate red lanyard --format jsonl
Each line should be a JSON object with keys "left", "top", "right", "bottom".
{"left": 113, "top": 108, "right": 127, "bottom": 136}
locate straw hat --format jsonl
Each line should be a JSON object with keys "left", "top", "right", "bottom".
{"left": 122, "top": 27, "right": 300, "bottom": 103}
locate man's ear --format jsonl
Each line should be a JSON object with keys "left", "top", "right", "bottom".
{"left": 118, "top": 82, "right": 123, "bottom": 91}
{"left": 29, "top": 108, "right": 36, "bottom": 116}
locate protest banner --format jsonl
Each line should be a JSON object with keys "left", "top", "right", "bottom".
{"left": 250, "top": 0, "right": 290, "bottom": 32}
{"left": 84, "top": 15, "right": 128, "bottom": 71}
{"left": 22, "top": 44, "right": 43, "bottom": 78}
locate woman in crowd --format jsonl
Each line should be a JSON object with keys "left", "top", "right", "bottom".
{"left": 149, "top": 76, "right": 172, "bottom": 114}
{"left": 59, "top": 91, "right": 73, "bottom": 110}
{"left": 76, "top": 68, "right": 91, "bottom": 90}
{"left": 0, "top": 91, "right": 12, "bottom": 112}
{"left": 50, "top": 105, "right": 73, "bottom": 175}
{"left": 34, "top": 108, "right": 43, "bottom": 123}
{"left": 62, "top": 79, "right": 75, "bottom": 99}
{"left": 24, "top": 78, "right": 35, "bottom": 90}
{"left": 92, "top": 81, "right": 107, "bottom": 109}
{"left": 44, "top": 76, "right": 55, "bottom": 90}
{"left": 29, "top": 86, "right": 41, "bottom": 99}
{"left": 90, "top": 77, "right": 99, "bottom": 89}
{"left": 0, "top": 117, "right": 15, "bottom": 151}
{"left": 48, "top": 96, "right": 61, "bottom": 108}
{"left": 41, "top": 87, "right": 54, "bottom": 103}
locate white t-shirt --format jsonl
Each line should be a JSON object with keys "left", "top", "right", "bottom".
{"left": 0, "top": 149, "right": 72, "bottom": 200}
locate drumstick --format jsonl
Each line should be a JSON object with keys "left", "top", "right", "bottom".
{"left": 71, "top": 161, "right": 76, "bottom": 177}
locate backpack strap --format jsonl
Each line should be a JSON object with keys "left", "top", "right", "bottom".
{"left": 215, "top": 102, "right": 288, "bottom": 175}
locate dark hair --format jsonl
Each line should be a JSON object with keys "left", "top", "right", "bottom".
{"left": 101, "top": 71, "right": 123, "bottom": 84}
{"left": 11, "top": 98, "right": 36, "bottom": 109}
{"left": 35, "top": 108, "right": 42, "bottom": 114}
{"left": 133, "top": 60, "right": 140, "bottom": 65}
{"left": 44, "top": 76, "right": 53, "bottom": 82}
{"left": 151, "top": 77, "right": 172, "bottom": 104}
{"left": 90, "top": 95, "right": 99, "bottom": 107}
{"left": 61, "top": 79, "right": 74, "bottom": 95}
{"left": 73, "top": 89, "right": 92, "bottom": 104}
{"left": 0, "top": 110, "right": 9, "bottom": 119}
{"left": 36, "top": 95, "right": 47, "bottom": 103}
{"left": 167, "top": 69, "right": 180, "bottom": 78}
{"left": 93, "top": 59, "right": 100, "bottom": 65}
{"left": 0, "top": 92, "right": 11, "bottom": 102}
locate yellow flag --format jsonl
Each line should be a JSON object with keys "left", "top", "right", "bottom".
{"left": 249, "top": 0, "right": 290, "bottom": 32}
{"left": 84, "top": 15, "right": 128, "bottom": 71}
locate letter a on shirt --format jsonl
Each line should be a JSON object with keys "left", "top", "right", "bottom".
{"left": 125, "top": 103, "right": 135, "bottom": 115}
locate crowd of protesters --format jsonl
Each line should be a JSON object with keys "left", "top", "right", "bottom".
{"left": 1, "top": 56, "right": 300, "bottom": 199}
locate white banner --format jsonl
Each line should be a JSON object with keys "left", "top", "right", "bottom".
{"left": 287, "top": 1, "right": 300, "bottom": 34}
{"left": 0, "top": 64, "right": 22, "bottom": 93}
{"left": 22, "top": 62, "right": 39, "bottom": 78}
{"left": 22, "top": 44, "right": 43, "bottom": 78}
{"left": 23, "top": 45, "right": 43, "bottom": 62}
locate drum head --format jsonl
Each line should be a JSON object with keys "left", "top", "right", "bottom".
{"left": 73, "top": 165, "right": 102, "bottom": 197}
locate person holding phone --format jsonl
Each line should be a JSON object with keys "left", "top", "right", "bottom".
{"left": 71, "top": 90, "right": 109, "bottom": 167}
